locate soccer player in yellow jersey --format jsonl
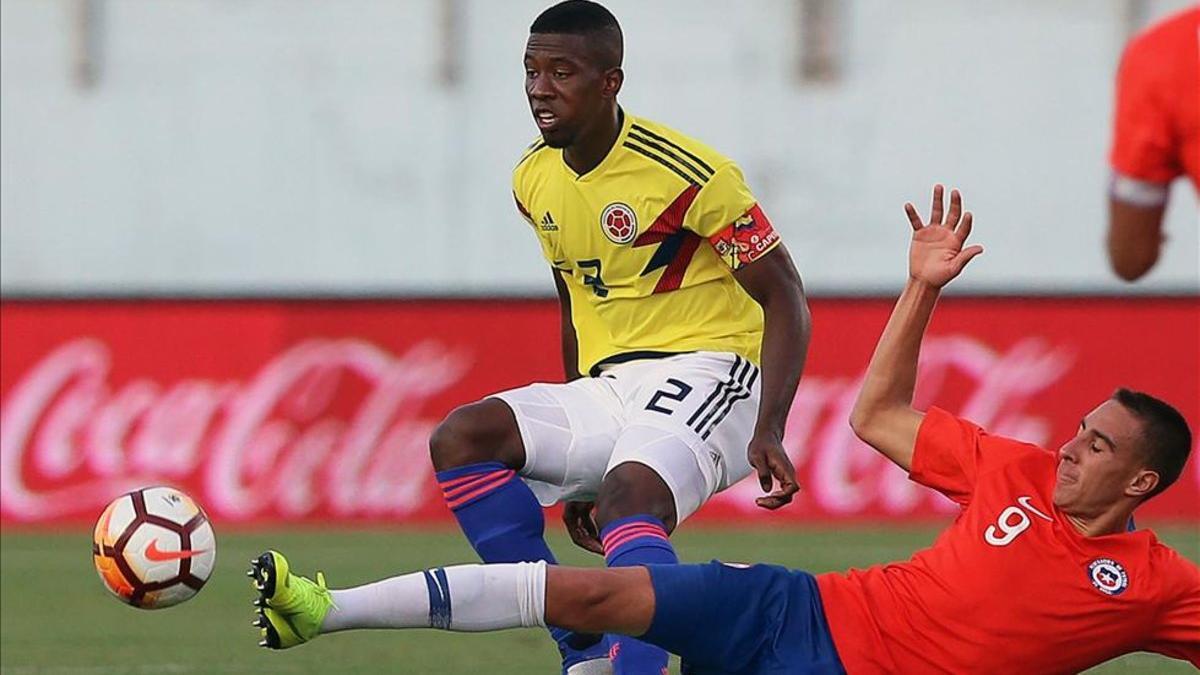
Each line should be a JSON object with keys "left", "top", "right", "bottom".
{"left": 248, "top": 3, "right": 810, "bottom": 674}
{"left": 435, "top": 4, "right": 808, "bottom": 672}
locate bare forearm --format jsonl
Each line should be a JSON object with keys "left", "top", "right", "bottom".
{"left": 852, "top": 185, "right": 982, "bottom": 469}
{"left": 848, "top": 279, "right": 937, "bottom": 470}
{"left": 754, "top": 294, "right": 811, "bottom": 440}
{"left": 853, "top": 280, "right": 937, "bottom": 422}
{"left": 732, "top": 245, "right": 808, "bottom": 507}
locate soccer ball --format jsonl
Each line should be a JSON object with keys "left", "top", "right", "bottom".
{"left": 92, "top": 486, "right": 217, "bottom": 609}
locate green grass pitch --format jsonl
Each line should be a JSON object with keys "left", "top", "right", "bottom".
{"left": 2, "top": 525, "right": 1196, "bottom": 674}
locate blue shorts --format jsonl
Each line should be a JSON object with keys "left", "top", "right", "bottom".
{"left": 642, "top": 562, "right": 845, "bottom": 675}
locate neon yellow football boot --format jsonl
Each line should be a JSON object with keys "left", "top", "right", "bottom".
{"left": 248, "top": 550, "right": 333, "bottom": 649}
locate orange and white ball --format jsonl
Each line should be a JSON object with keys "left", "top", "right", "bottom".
{"left": 92, "top": 486, "right": 216, "bottom": 609}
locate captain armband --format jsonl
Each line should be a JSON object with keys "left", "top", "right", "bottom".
{"left": 707, "top": 204, "right": 781, "bottom": 270}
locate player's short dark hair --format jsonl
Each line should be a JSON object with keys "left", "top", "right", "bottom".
{"left": 530, "top": 0, "right": 623, "bottom": 69}
{"left": 1112, "top": 388, "right": 1192, "bottom": 500}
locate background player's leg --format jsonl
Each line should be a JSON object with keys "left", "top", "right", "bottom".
{"left": 595, "top": 460, "right": 679, "bottom": 675}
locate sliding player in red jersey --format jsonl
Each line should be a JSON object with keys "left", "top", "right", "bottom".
{"left": 252, "top": 185, "right": 1198, "bottom": 674}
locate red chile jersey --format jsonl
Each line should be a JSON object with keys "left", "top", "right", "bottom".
{"left": 816, "top": 407, "right": 1200, "bottom": 674}
{"left": 512, "top": 111, "right": 781, "bottom": 376}
{"left": 1110, "top": 7, "right": 1200, "bottom": 202}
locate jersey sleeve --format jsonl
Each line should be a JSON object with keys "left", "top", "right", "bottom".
{"left": 1109, "top": 30, "right": 1180, "bottom": 187}
{"left": 686, "top": 162, "right": 782, "bottom": 271}
{"left": 1145, "top": 559, "right": 1200, "bottom": 666}
{"left": 908, "top": 407, "right": 1045, "bottom": 506}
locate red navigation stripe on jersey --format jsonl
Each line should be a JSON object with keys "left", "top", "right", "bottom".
{"left": 634, "top": 185, "right": 703, "bottom": 294}
{"left": 439, "top": 469, "right": 516, "bottom": 510}
{"left": 601, "top": 522, "right": 670, "bottom": 554}
{"left": 634, "top": 184, "right": 700, "bottom": 245}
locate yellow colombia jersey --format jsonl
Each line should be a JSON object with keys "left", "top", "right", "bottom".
{"left": 513, "top": 111, "right": 782, "bottom": 377}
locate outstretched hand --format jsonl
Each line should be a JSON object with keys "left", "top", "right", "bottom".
{"left": 905, "top": 185, "right": 984, "bottom": 288}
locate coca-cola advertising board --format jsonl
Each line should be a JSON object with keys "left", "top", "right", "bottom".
{"left": 2, "top": 298, "right": 1197, "bottom": 526}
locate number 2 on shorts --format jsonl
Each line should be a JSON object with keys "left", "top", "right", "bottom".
{"left": 645, "top": 378, "right": 693, "bottom": 415}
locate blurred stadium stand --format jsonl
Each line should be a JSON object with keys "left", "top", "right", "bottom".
{"left": 2, "top": 0, "right": 1196, "bottom": 297}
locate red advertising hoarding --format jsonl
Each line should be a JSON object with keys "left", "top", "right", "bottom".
{"left": 2, "top": 298, "right": 1197, "bottom": 526}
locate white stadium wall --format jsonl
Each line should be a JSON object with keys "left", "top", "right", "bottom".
{"left": 1, "top": 0, "right": 1197, "bottom": 296}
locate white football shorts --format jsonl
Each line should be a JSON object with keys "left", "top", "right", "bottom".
{"left": 491, "top": 351, "right": 760, "bottom": 524}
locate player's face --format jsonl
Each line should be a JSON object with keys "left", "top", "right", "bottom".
{"left": 524, "top": 34, "right": 615, "bottom": 149}
{"left": 1052, "top": 400, "right": 1150, "bottom": 515}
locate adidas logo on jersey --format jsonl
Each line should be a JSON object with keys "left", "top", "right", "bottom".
{"left": 540, "top": 212, "right": 558, "bottom": 231}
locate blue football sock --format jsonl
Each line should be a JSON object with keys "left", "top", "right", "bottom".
{"left": 437, "top": 461, "right": 600, "bottom": 670}
{"left": 437, "top": 461, "right": 557, "bottom": 564}
{"left": 601, "top": 515, "right": 677, "bottom": 675}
